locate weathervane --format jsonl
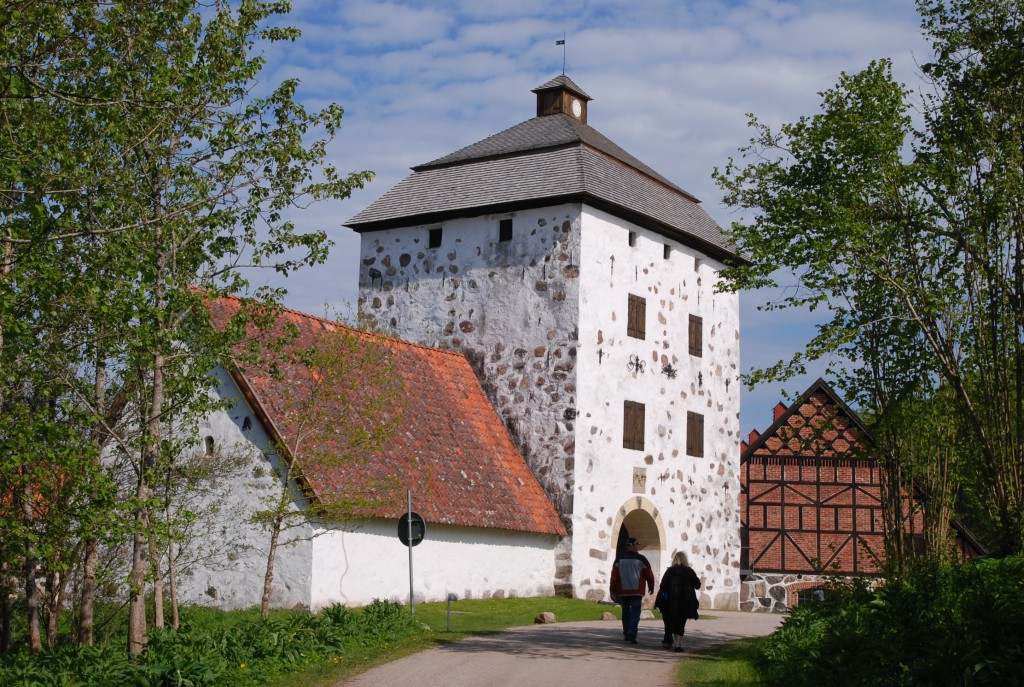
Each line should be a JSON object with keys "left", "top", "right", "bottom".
{"left": 556, "top": 32, "right": 566, "bottom": 74}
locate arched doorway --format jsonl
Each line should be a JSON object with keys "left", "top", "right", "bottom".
{"left": 611, "top": 497, "right": 666, "bottom": 601}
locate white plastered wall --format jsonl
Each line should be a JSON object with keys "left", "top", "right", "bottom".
{"left": 173, "top": 367, "right": 314, "bottom": 611}
{"left": 309, "top": 523, "right": 560, "bottom": 609}
{"left": 177, "top": 369, "right": 560, "bottom": 611}
{"left": 571, "top": 205, "right": 742, "bottom": 609}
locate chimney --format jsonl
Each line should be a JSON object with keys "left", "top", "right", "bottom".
{"left": 773, "top": 402, "right": 788, "bottom": 421}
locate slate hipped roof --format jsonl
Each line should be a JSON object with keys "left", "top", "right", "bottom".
{"left": 208, "top": 296, "right": 565, "bottom": 537}
{"left": 346, "top": 75, "right": 743, "bottom": 264}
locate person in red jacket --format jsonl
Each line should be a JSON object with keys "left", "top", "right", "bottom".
{"left": 609, "top": 538, "right": 655, "bottom": 644}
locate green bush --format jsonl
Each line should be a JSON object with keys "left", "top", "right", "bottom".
{"left": 759, "top": 556, "right": 1024, "bottom": 687}
{"left": 0, "top": 599, "right": 419, "bottom": 687}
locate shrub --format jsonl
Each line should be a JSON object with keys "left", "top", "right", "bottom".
{"left": 0, "top": 599, "right": 420, "bottom": 687}
{"left": 759, "top": 556, "right": 1024, "bottom": 687}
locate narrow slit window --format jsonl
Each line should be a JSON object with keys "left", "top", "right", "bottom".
{"left": 623, "top": 401, "right": 645, "bottom": 451}
{"left": 428, "top": 227, "right": 443, "bottom": 249}
{"left": 627, "top": 294, "right": 646, "bottom": 340}
{"left": 499, "top": 218, "right": 513, "bottom": 242}
{"left": 628, "top": 231, "right": 637, "bottom": 247}
{"left": 663, "top": 244, "right": 671, "bottom": 260}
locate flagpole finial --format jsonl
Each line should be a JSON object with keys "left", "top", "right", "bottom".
{"left": 556, "top": 32, "right": 566, "bottom": 74}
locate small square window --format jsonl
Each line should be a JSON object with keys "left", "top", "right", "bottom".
{"left": 663, "top": 244, "right": 671, "bottom": 260}
{"left": 623, "top": 401, "right": 645, "bottom": 451}
{"left": 499, "top": 219, "right": 513, "bottom": 242}
{"left": 686, "top": 411, "right": 704, "bottom": 457}
{"left": 628, "top": 231, "right": 637, "bottom": 247}
{"left": 689, "top": 314, "right": 703, "bottom": 357}
{"left": 428, "top": 227, "right": 442, "bottom": 249}
{"left": 627, "top": 294, "right": 646, "bottom": 340}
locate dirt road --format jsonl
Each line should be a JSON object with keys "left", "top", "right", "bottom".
{"left": 337, "top": 610, "right": 784, "bottom": 687}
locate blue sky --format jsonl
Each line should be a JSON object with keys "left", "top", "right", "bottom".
{"left": 250, "top": 0, "right": 930, "bottom": 434}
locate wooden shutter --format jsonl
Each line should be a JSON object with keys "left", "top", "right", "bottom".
{"left": 623, "top": 401, "right": 645, "bottom": 451}
{"left": 686, "top": 411, "right": 704, "bottom": 457}
{"left": 689, "top": 314, "right": 703, "bottom": 357}
{"left": 627, "top": 294, "right": 646, "bottom": 340}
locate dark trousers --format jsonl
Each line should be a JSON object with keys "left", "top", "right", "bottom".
{"left": 619, "top": 596, "right": 642, "bottom": 639}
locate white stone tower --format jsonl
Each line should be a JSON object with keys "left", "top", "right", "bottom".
{"left": 347, "top": 76, "right": 744, "bottom": 609}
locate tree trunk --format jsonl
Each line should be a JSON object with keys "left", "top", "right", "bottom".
{"left": 129, "top": 189, "right": 166, "bottom": 652}
{"left": 79, "top": 535, "right": 98, "bottom": 646}
{"left": 80, "top": 355, "right": 107, "bottom": 646}
{"left": 1, "top": 591, "right": 12, "bottom": 653}
{"left": 149, "top": 534, "right": 164, "bottom": 630}
{"left": 23, "top": 528, "right": 41, "bottom": 654}
{"left": 128, "top": 364, "right": 159, "bottom": 653}
{"left": 127, "top": 495, "right": 149, "bottom": 654}
{"left": 45, "top": 569, "right": 61, "bottom": 648}
{"left": 167, "top": 516, "right": 179, "bottom": 629}
{"left": 261, "top": 516, "right": 283, "bottom": 619}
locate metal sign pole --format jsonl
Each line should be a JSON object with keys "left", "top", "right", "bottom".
{"left": 407, "top": 489, "right": 415, "bottom": 618}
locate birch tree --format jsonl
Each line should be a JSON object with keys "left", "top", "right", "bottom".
{"left": 715, "top": 0, "right": 1024, "bottom": 555}
{"left": 2, "top": 0, "right": 371, "bottom": 652}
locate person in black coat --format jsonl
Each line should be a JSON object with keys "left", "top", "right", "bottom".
{"left": 654, "top": 551, "right": 701, "bottom": 652}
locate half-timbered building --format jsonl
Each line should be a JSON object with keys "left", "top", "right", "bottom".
{"left": 739, "top": 378, "right": 984, "bottom": 611}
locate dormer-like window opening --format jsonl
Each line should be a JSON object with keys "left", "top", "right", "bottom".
{"left": 428, "top": 227, "right": 443, "bottom": 249}
{"left": 499, "top": 219, "right": 513, "bottom": 242}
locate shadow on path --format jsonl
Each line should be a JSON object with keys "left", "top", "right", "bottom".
{"left": 338, "top": 610, "right": 784, "bottom": 687}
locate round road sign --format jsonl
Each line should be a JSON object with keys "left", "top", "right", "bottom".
{"left": 398, "top": 512, "right": 426, "bottom": 546}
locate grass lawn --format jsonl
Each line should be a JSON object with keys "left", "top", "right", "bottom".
{"left": 675, "top": 637, "right": 768, "bottom": 686}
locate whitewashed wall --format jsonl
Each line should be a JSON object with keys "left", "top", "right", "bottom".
{"left": 176, "top": 368, "right": 559, "bottom": 611}
{"left": 309, "top": 523, "right": 560, "bottom": 609}
{"left": 358, "top": 202, "right": 742, "bottom": 609}
{"left": 572, "top": 206, "right": 742, "bottom": 610}
{"left": 174, "top": 367, "right": 314, "bottom": 610}
{"left": 359, "top": 204, "right": 584, "bottom": 594}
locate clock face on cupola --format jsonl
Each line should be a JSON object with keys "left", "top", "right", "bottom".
{"left": 532, "top": 74, "right": 591, "bottom": 124}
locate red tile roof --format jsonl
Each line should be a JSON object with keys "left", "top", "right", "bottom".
{"left": 208, "top": 296, "right": 565, "bottom": 537}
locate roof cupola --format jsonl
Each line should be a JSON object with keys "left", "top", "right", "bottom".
{"left": 532, "top": 75, "right": 591, "bottom": 124}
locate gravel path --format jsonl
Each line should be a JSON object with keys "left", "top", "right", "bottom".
{"left": 336, "top": 610, "right": 784, "bottom": 687}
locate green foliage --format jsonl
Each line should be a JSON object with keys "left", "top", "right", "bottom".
{"left": 0, "top": 600, "right": 417, "bottom": 687}
{"left": 676, "top": 636, "right": 769, "bottom": 686}
{"left": 1, "top": 0, "right": 372, "bottom": 651}
{"left": 714, "top": 0, "right": 1024, "bottom": 555}
{"left": 759, "top": 557, "right": 1024, "bottom": 687}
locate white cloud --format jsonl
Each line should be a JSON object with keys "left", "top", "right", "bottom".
{"left": 251, "top": 0, "right": 929, "bottom": 431}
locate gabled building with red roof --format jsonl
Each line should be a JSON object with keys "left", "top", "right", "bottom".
{"left": 175, "top": 296, "right": 564, "bottom": 611}
{"left": 348, "top": 76, "right": 744, "bottom": 609}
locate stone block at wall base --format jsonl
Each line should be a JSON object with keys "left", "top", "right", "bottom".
{"left": 554, "top": 582, "right": 575, "bottom": 598}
